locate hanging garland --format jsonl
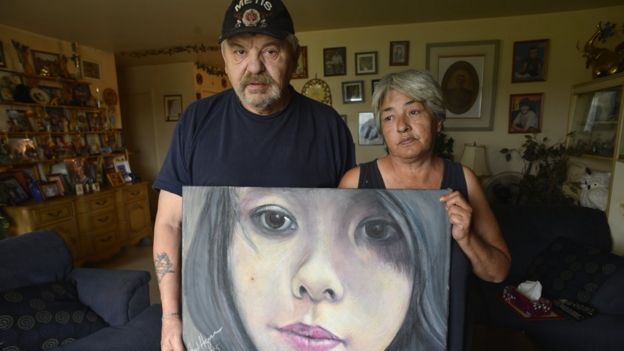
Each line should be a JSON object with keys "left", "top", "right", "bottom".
{"left": 194, "top": 62, "right": 226, "bottom": 76}
{"left": 119, "top": 44, "right": 220, "bottom": 58}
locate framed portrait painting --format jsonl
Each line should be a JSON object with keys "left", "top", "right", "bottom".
{"left": 342, "top": 80, "right": 364, "bottom": 104}
{"left": 292, "top": 46, "right": 308, "bottom": 79}
{"left": 355, "top": 51, "right": 377, "bottom": 75}
{"left": 509, "top": 93, "right": 543, "bottom": 134}
{"left": 182, "top": 187, "right": 452, "bottom": 351}
{"left": 323, "top": 47, "right": 346, "bottom": 77}
{"left": 390, "top": 41, "right": 409, "bottom": 66}
{"left": 512, "top": 39, "right": 548, "bottom": 83}
{"left": 426, "top": 40, "right": 500, "bottom": 131}
{"left": 164, "top": 94, "right": 183, "bottom": 122}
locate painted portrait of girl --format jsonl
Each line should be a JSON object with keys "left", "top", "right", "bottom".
{"left": 182, "top": 187, "right": 451, "bottom": 351}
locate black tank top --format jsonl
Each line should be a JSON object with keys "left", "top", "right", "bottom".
{"left": 357, "top": 158, "right": 469, "bottom": 199}
{"left": 357, "top": 157, "right": 469, "bottom": 351}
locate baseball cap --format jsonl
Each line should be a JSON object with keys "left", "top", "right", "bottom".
{"left": 219, "top": 0, "right": 295, "bottom": 43}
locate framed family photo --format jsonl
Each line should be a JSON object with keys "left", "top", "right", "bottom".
{"left": 292, "top": 46, "right": 308, "bottom": 79}
{"left": 31, "top": 50, "right": 63, "bottom": 77}
{"left": 82, "top": 60, "right": 101, "bottom": 80}
{"left": 509, "top": 93, "right": 543, "bottom": 133}
{"left": 355, "top": 51, "right": 377, "bottom": 75}
{"left": 426, "top": 40, "right": 500, "bottom": 131}
{"left": 164, "top": 94, "right": 183, "bottom": 122}
{"left": 390, "top": 41, "right": 409, "bottom": 66}
{"left": 512, "top": 39, "right": 548, "bottom": 83}
{"left": 342, "top": 80, "right": 364, "bottom": 104}
{"left": 323, "top": 47, "right": 346, "bottom": 76}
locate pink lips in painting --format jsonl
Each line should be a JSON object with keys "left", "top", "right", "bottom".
{"left": 277, "top": 323, "right": 345, "bottom": 351}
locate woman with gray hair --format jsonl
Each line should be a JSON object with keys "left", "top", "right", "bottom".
{"left": 340, "top": 69, "right": 510, "bottom": 283}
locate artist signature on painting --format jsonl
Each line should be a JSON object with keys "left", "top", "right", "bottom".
{"left": 188, "top": 327, "right": 223, "bottom": 351}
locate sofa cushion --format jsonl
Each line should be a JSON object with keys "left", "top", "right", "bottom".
{"left": 0, "top": 281, "right": 108, "bottom": 351}
{"left": 526, "top": 237, "right": 624, "bottom": 307}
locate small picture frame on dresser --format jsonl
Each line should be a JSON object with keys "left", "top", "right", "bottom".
{"left": 75, "top": 183, "right": 84, "bottom": 196}
{"left": 40, "top": 181, "right": 61, "bottom": 199}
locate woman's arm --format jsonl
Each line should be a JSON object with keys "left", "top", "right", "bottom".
{"left": 153, "top": 190, "right": 185, "bottom": 351}
{"left": 440, "top": 167, "right": 511, "bottom": 282}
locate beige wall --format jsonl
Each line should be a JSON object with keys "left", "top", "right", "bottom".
{"left": 0, "top": 24, "right": 121, "bottom": 126}
{"left": 291, "top": 5, "right": 624, "bottom": 174}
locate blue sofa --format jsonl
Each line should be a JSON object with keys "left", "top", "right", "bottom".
{"left": 473, "top": 205, "right": 624, "bottom": 350}
{"left": 0, "top": 230, "right": 161, "bottom": 350}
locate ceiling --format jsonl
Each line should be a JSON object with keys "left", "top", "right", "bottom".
{"left": 1, "top": 0, "right": 621, "bottom": 67}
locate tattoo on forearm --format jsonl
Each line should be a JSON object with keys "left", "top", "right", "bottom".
{"left": 155, "top": 252, "right": 175, "bottom": 281}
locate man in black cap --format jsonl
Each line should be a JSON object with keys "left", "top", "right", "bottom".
{"left": 152, "top": 0, "right": 355, "bottom": 349}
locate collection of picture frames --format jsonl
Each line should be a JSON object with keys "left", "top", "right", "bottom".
{"left": 508, "top": 39, "right": 549, "bottom": 134}
{"left": 292, "top": 37, "right": 551, "bottom": 134}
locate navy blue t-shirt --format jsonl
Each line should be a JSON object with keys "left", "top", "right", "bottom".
{"left": 154, "top": 87, "right": 355, "bottom": 195}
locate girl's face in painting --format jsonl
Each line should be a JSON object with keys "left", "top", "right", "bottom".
{"left": 229, "top": 188, "right": 414, "bottom": 351}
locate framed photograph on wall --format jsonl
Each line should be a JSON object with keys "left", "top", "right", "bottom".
{"left": 292, "top": 46, "right": 308, "bottom": 79}
{"left": 31, "top": 50, "right": 63, "bottom": 77}
{"left": 512, "top": 39, "right": 548, "bottom": 83}
{"left": 509, "top": 93, "right": 543, "bottom": 134}
{"left": 355, "top": 51, "right": 377, "bottom": 75}
{"left": 0, "top": 41, "right": 6, "bottom": 68}
{"left": 342, "top": 80, "right": 364, "bottom": 104}
{"left": 323, "top": 47, "right": 346, "bottom": 76}
{"left": 358, "top": 112, "right": 383, "bottom": 145}
{"left": 426, "top": 40, "right": 500, "bottom": 131}
{"left": 372, "top": 79, "right": 380, "bottom": 95}
{"left": 164, "top": 94, "right": 183, "bottom": 121}
{"left": 390, "top": 41, "right": 409, "bottom": 66}
{"left": 82, "top": 60, "right": 101, "bottom": 80}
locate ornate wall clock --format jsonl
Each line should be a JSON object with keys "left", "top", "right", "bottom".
{"left": 301, "top": 77, "right": 332, "bottom": 106}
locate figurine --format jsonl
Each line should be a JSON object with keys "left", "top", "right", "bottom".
{"left": 579, "top": 168, "right": 610, "bottom": 211}
{"left": 581, "top": 22, "right": 624, "bottom": 78}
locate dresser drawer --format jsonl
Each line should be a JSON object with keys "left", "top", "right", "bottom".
{"left": 91, "top": 231, "right": 118, "bottom": 253}
{"left": 76, "top": 193, "right": 115, "bottom": 214}
{"left": 121, "top": 184, "right": 148, "bottom": 203}
{"left": 34, "top": 218, "right": 82, "bottom": 260}
{"left": 78, "top": 209, "right": 118, "bottom": 232}
{"left": 32, "top": 203, "right": 74, "bottom": 226}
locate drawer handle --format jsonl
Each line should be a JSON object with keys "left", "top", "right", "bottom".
{"left": 99, "top": 236, "right": 112, "bottom": 243}
{"left": 95, "top": 200, "right": 109, "bottom": 206}
{"left": 130, "top": 191, "right": 141, "bottom": 196}
{"left": 46, "top": 210, "right": 63, "bottom": 217}
{"left": 97, "top": 216, "right": 110, "bottom": 223}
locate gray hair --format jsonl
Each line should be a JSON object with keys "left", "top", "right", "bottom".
{"left": 372, "top": 69, "right": 446, "bottom": 122}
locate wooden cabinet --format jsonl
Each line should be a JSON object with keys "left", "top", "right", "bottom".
{"left": 117, "top": 182, "right": 151, "bottom": 245}
{"left": 4, "top": 182, "right": 153, "bottom": 265}
{"left": 567, "top": 72, "right": 624, "bottom": 253}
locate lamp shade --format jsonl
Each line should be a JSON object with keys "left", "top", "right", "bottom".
{"left": 460, "top": 144, "right": 491, "bottom": 177}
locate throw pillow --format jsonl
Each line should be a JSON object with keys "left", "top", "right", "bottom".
{"left": 526, "top": 236, "right": 624, "bottom": 307}
{"left": 0, "top": 281, "right": 107, "bottom": 351}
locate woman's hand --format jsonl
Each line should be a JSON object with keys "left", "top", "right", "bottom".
{"left": 161, "top": 314, "right": 185, "bottom": 351}
{"left": 440, "top": 191, "right": 472, "bottom": 242}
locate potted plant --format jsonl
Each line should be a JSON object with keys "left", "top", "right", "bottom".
{"left": 500, "top": 134, "right": 577, "bottom": 205}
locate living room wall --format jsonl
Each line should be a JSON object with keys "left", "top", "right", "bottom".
{"left": 290, "top": 5, "right": 624, "bottom": 174}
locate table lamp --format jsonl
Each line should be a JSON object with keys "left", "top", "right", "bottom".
{"left": 460, "top": 143, "right": 491, "bottom": 178}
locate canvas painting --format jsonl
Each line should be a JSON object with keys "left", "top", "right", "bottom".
{"left": 182, "top": 187, "right": 452, "bottom": 351}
